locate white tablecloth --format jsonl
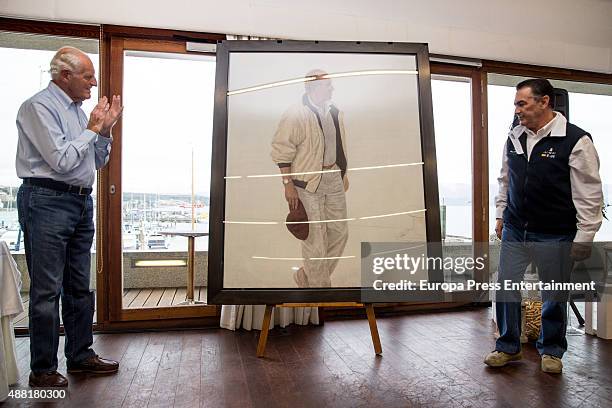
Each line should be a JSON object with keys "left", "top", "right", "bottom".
{"left": 0, "top": 242, "right": 23, "bottom": 402}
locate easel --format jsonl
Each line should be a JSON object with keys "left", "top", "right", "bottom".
{"left": 256, "top": 302, "right": 382, "bottom": 357}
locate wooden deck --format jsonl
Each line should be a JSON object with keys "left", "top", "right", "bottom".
{"left": 13, "top": 287, "right": 208, "bottom": 328}
{"left": 4, "top": 307, "right": 612, "bottom": 407}
{"left": 122, "top": 286, "right": 208, "bottom": 308}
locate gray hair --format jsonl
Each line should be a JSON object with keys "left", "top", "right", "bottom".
{"left": 305, "top": 69, "right": 328, "bottom": 93}
{"left": 49, "top": 46, "right": 86, "bottom": 80}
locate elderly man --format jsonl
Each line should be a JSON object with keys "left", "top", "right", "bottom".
{"left": 16, "top": 46, "right": 123, "bottom": 387}
{"left": 271, "top": 69, "right": 349, "bottom": 287}
{"left": 484, "top": 78, "right": 602, "bottom": 374}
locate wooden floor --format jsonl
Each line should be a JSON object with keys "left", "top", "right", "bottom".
{"left": 4, "top": 307, "right": 611, "bottom": 407}
{"left": 13, "top": 287, "right": 207, "bottom": 328}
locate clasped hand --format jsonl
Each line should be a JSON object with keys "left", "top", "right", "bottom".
{"left": 87, "top": 95, "right": 123, "bottom": 136}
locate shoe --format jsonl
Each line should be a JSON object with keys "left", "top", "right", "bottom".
{"left": 66, "top": 355, "right": 119, "bottom": 374}
{"left": 293, "top": 267, "right": 309, "bottom": 288}
{"left": 29, "top": 371, "right": 68, "bottom": 388}
{"left": 541, "top": 354, "right": 563, "bottom": 374}
{"left": 484, "top": 350, "right": 523, "bottom": 367}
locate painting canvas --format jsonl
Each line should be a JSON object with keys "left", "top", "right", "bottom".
{"left": 208, "top": 41, "right": 441, "bottom": 304}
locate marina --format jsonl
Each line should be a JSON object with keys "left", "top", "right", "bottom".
{"left": 0, "top": 191, "right": 211, "bottom": 253}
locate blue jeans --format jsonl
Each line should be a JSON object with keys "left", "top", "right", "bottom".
{"left": 495, "top": 222, "right": 575, "bottom": 358}
{"left": 17, "top": 184, "right": 96, "bottom": 373}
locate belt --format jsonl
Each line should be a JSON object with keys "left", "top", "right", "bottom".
{"left": 23, "top": 178, "right": 93, "bottom": 195}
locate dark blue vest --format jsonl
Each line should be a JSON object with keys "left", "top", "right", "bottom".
{"left": 503, "top": 122, "right": 591, "bottom": 235}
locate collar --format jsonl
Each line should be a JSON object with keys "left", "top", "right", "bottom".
{"left": 509, "top": 111, "right": 567, "bottom": 139}
{"left": 48, "top": 81, "right": 81, "bottom": 109}
{"left": 306, "top": 94, "right": 331, "bottom": 115}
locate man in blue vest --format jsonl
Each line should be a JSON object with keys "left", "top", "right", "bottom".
{"left": 484, "top": 78, "right": 603, "bottom": 374}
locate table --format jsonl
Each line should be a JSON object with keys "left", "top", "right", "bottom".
{"left": 159, "top": 230, "right": 209, "bottom": 305}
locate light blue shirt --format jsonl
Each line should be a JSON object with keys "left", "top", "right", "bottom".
{"left": 15, "top": 81, "right": 112, "bottom": 188}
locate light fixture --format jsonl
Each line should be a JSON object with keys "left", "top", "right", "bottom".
{"left": 227, "top": 69, "right": 419, "bottom": 96}
{"left": 252, "top": 255, "right": 356, "bottom": 261}
{"left": 133, "top": 259, "right": 187, "bottom": 267}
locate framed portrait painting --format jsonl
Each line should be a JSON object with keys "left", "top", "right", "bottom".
{"left": 207, "top": 40, "right": 441, "bottom": 304}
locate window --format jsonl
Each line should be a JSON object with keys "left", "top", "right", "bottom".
{"left": 430, "top": 69, "right": 483, "bottom": 285}
{"left": 432, "top": 75, "right": 473, "bottom": 242}
{"left": 120, "top": 49, "right": 216, "bottom": 308}
{"left": 0, "top": 29, "right": 99, "bottom": 328}
{"left": 487, "top": 74, "right": 612, "bottom": 241}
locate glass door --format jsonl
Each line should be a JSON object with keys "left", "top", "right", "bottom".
{"left": 105, "top": 37, "right": 217, "bottom": 322}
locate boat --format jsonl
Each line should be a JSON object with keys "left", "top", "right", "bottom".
{"left": 146, "top": 233, "right": 169, "bottom": 249}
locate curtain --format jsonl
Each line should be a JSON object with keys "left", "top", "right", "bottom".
{"left": 220, "top": 304, "right": 318, "bottom": 331}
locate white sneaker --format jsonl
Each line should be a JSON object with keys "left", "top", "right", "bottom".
{"left": 484, "top": 350, "right": 523, "bottom": 367}
{"left": 541, "top": 354, "right": 563, "bottom": 374}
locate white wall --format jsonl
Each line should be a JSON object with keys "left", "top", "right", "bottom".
{"left": 1, "top": 0, "right": 611, "bottom": 73}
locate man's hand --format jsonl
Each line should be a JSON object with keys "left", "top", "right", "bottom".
{"left": 571, "top": 242, "right": 592, "bottom": 261}
{"left": 100, "top": 95, "right": 123, "bottom": 137}
{"left": 285, "top": 182, "right": 299, "bottom": 211}
{"left": 87, "top": 96, "right": 109, "bottom": 134}
{"left": 343, "top": 175, "right": 349, "bottom": 192}
{"left": 495, "top": 219, "right": 503, "bottom": 240}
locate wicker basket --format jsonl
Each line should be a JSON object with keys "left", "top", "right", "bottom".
{"left": 524, "top": 300, "right": 542, "bottom": 340}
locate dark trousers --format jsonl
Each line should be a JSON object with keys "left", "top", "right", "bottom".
{"left": 17, "top": 184, "right": 96, "bottom": 373}
{"left": 495, "top": 222, "right": 575, "bottom": 358}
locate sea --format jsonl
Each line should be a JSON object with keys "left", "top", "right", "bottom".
{"left": 3, "top": 206, "right": 611, "bottom": 254}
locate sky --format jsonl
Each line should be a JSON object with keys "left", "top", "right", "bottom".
{"left": 121, "top": 53, "right": 215, "bottom": 195}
